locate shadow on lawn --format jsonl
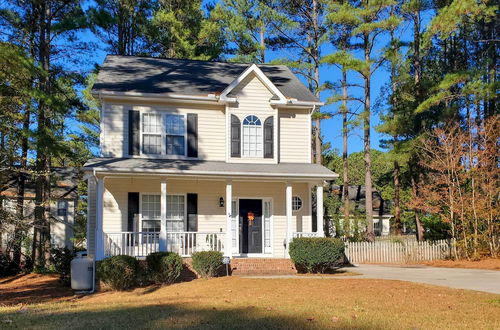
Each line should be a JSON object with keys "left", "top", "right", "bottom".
{"left": 0, "top": 274, "right": 76, "bottom": 306}
{"left": 0, "top": 303, "right": 383, "bottom": 330}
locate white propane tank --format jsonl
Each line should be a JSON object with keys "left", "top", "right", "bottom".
{"left": 71, "top": 252, "right": 94, "bottom": 291}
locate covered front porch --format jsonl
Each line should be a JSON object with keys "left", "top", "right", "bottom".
{"left": 91, "top": 176, "right": 325, "bottom": 259}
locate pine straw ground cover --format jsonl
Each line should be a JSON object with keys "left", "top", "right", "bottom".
{"left": 421, "top": 258, "right": 500, "bottom": 271}
{"left": 1, "top": 275, "right": 499, "bottom": 329}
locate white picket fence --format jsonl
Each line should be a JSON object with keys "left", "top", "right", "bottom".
{"left": 345, "top": 239, "right": 452, "bottom": 264}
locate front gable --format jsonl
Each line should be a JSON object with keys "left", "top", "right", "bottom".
{"left": 220, "top": 64, "right": 287, "bottom": 104}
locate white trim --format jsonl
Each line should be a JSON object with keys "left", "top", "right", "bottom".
{"left": 225, "top": 181, "right": 232, "bottom": 257}
{"left": 95, "top": 177, "right": 105, "bottom": 260}
{"left": 85, "top": 167, "right": 339, "bottom": 180}
{"left": 219, "top": 64, "right": 287, "bottom": 104}
{"left": 94, "top": 90, "right": 219, "bottom": 101}
{"left": 316, "top": 184, "right": 324, "bottom": 237}
{"left": 285, "top": 183, "right": 293, "bottom": 256}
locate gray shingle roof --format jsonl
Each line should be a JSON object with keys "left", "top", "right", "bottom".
{"left": 92, "top": 55, "right": 320, "bottom": 103}
{"left": 0, "top": 167, "right": 79, "bottom": 199}
{"left": 83, "top": 158, "right": 337, "bottom": 179}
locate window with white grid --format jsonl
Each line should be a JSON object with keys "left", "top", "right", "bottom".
{"left": 165, "top": 114, "right": 185, "bottom": 156}
{"left": 292, "top": 196, "right": 302, "bottom": 211}
{"left": 242, "top": 115, "right": 263, "bottom": 157}
{"left": 166, "top": 195, "right": 185, "bottom": 232}
{"left": 142, "top": 113, "right": 162, "bottom": 154}
{"left": 141, "top": 195, "right": 161, "bottom": 232}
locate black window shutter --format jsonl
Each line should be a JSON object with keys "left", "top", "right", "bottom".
{"left": 128, "top": 110, "right": 140, "bottom": 156}
{"left": 127, "top": 192, "right": 140, "bottom": 232}
{"left": 187, "top": 113, "right": 198, "bottom": 157}
{"left": 187, "top": 193, "right": 198, "bottom": 232}
{"left": 231, "top": 114, "right": 241, "bottom": 157}
{"left": 264, "top": 116, "right": 274, "bottom": 158}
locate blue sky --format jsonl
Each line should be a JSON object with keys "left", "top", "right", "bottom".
{"left": 72, "top": 1, "right": 434, "bottom": 156}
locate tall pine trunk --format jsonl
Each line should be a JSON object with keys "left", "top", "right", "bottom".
{"left": 363, "top": 33, "right": 374, "bottom": 241}
{"left": 342, "top": 70, "right": 350, "bottom": 236}
{"left": 412, "top": 6, "right": 425, "bottom": 241}
{"left": 33, "top": 0, "right": 52, "bottom": 268}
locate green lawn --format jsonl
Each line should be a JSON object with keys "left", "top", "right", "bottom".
{"left": 1, "top": 274, "right": 499, "bottom": 329}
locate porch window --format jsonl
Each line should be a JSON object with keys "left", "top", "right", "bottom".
{"left": 141, "top": 194, "right": 161, "bottom": 232}
{"left": 166, "top": 195, "right": 185, "bottom": 232}
{"left": 292, "top": 196, "right": 302, "bottom": 211}
{"left": 142, "top": 113, "right": 162, "bottom": 154}
{"left": 242, "top": 115, "right": 263, "bottom": 157}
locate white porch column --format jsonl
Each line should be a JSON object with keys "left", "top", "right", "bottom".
{"left": 316, "top": 183, "right": 324, "bottom": 237}
{"left": 159, "top": 180, "right": 167, "bottom": 251}
{"left": 286, "top": 182, "right": 293, "bottom": 249}
{"left": 95, "top": 177, "right": 105, "bottom": 260}
{"left": 225, "top": 181, "right": 232, "bottom": 257}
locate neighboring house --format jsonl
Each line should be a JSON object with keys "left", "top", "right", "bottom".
{"left": 0, "top": 168, "right": 79, "bottom": 252}
{"left": 84, "top": 55, "right": 338, "bottom": 260}
{"left": 328, "top": 184, "right": 393, "bottom": 236}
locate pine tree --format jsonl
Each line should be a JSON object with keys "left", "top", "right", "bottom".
{"left": 325, "top": 0, "right": 400, "bottom": 240}
{"left": 211, "top": 0, "right": 271, "bottom": 63}
{"left": 87, "top": 0, "right": 153, "bottom": 56}
{"left": 146, "top": 0, "right": 224, "bottom": 60}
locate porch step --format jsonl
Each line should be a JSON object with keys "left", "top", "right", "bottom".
{"left": 230, "top": 258, "right": 297, "bottom": 276}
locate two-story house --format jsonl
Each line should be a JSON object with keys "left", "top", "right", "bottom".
{"left": 83, "top": 55, "right": 338, "bottom": 260}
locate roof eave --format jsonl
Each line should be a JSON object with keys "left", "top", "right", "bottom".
{"left": 82, "top": 166, "right": 339, "bottom": 180}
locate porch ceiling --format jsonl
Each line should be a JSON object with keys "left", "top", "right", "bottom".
{"left": 83, "top": 157, "right": 338, "bottom": 180}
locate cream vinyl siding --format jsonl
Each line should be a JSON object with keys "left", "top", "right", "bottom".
{"left": 100, "top": 101, "right": 226, "bottom": 161}
{"left": 95, "top": 178, "right": 311, "bottom": 258}
{"left": 228, "top": 73, "right": 277, "bottom": 163}
{"left": 101, "top": 103, "right": 128, "bottom": 157}
{"left": 279, "top": 108, "right": 311, "bottom": 163}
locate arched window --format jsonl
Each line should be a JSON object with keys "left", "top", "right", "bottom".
{"left": 242, "top": 115, "right": 263, "bottom": 157}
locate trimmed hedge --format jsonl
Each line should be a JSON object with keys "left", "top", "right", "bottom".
{"left": 145, "top": 252, "right": 183, "bottom": 285}
{"left": 289, "top": 237, "right": 345, "bottom": 273}
{"left": 191, "top": 251, "right": 223, "bottom": 278}
{"left": 97, "top": 255, "right": 139, "bottom": 290}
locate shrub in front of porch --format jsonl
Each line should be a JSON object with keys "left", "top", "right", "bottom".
{"left": 97, "top": 255, "right": 139, "bottom": 290}
{"left": 289, "top": 237, "right": 345, "bottom": 273}
{"left": 191, "top": 251, "right": 223, "bottom": 278}
{"left": 145, "top": 252, "right": 183, "bottom": 285}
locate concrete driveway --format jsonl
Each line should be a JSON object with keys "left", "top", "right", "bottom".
{"left": 245, "top": 265, "right": 500, "bottom": 294}
{"left": 345, "top": 264, "right": 500, "bottom": 294}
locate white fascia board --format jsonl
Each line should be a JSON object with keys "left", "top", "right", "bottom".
{"left": 93, "top": 90, "right": 220, "bottom": 102}
{"left": 219, "top": 64, "right": 287, "bottom": 103}
{"left": 83, "top": 167, "right": 339, "bottom": 180}
{"left": 271, "top": 99, "right": 325, "bottom": 107}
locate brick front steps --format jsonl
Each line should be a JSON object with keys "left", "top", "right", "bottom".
{"left": 230, "top": 258, "right": 297, "bottom": 276}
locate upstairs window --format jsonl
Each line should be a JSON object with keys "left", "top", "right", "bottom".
{"left": 242, "top": 115, "right": 263, "bottom": 157}
{"left": 141, "top": 113, "right": 186, "bottom": 156}
{"left": 165, "top": 114, "right": 185, "bottom": 155}
{"left": 142, "top": 113, "right": 162, "bottom": 155}
{"left": 57, "top": 200, "right": 68, "bottom": 216}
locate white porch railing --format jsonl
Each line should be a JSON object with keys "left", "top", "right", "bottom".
{"left": 103, "top": 232, "right": 225, "bottom": 258}
{"left": 292, "top": 232, "right": 321, "bottom": 238}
